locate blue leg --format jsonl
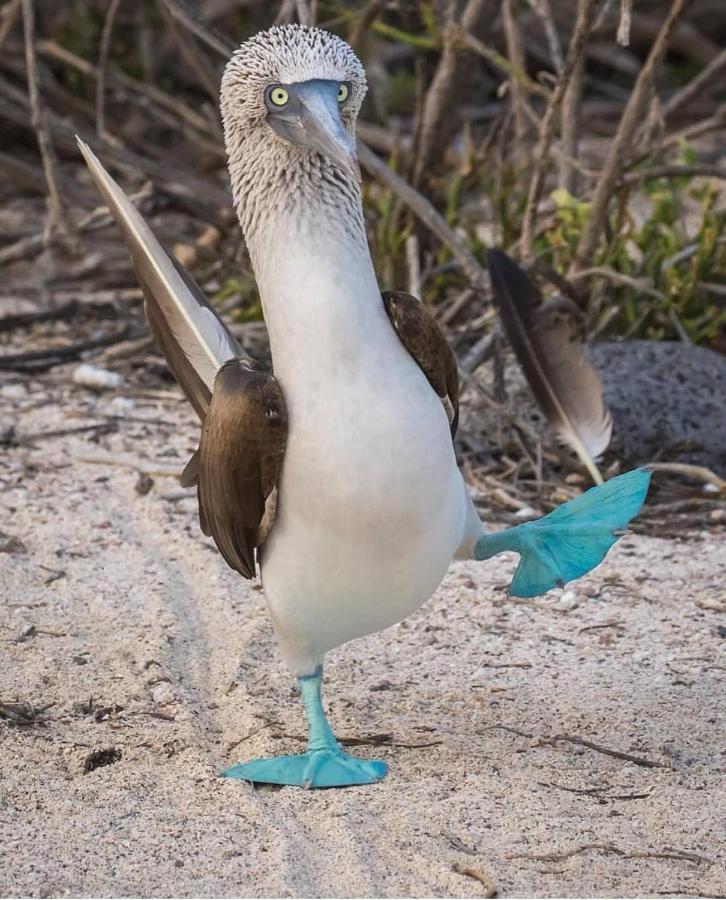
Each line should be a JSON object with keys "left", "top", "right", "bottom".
{"left": 222, "top": 667, "right": 388, "bottom": 788}
{"left": 476, "top": 468, "right": 652, "bottom": 597}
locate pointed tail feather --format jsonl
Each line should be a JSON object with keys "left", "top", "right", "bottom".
{"left": 76, "top": 137, "right": 244, "bottom": 421}
{"left": 475, "top": 468, "right": 652, "bottom": 597}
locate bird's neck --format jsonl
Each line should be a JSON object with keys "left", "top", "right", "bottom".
{"left": 238, "top": 163, "right": 388, "bottom": 381}
{"left": 250, "top": 207, "right": 385, "bottom": 381}
{"left": 229, "top": 135, "right": 366, "bottom": 254}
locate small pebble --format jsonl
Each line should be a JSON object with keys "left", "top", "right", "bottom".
{"left": 513, "top": 506, "right": 538, "bottom": 521}
{"left": 0, "top": 530, "right": 26, "bottom": 553}
{"left": 150, "top": 683, "right": 176, "bottom": 705}
{"left": 105, "top": 396, "right": 135, "bottom": 414}
{"left": 1, "top": 383, "right": 27, "bottom": 400}
{"left": 73, "top": 364, "right": 123, "bottom": 391}
{"left": 135, "top": 472, "right": 154, "bottom": 496}
{"left": 565, "top": 473, "right": 585, "bottom": 485}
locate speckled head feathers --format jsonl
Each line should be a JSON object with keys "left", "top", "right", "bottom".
{"left": 221, "top": 25, "right": 366, "bottom": 137}
{"left": 220, "top": 26, "right": 368, "bottom": 245}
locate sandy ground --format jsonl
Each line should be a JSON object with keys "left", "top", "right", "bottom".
{"left": 1, "top": 376, "right": 725, "bottom": 899}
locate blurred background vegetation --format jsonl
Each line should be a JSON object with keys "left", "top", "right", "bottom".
{"left": 1, "top": 0, "right": 725, "bottom": 511}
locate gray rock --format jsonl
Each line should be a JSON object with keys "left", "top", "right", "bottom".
{"left": 588, "top": 341, "right": 726, "bottom": 474}
{"left": 465, "top": 340, "right": 726, "bottom": 475}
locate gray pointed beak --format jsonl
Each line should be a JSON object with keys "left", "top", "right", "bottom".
{"left": 267, "top": 80, "right": 360, "bottom": 182}
{"left": 297, "top": 84, "right": 360, "bottom": 182}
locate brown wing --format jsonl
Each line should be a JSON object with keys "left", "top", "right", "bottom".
{"left": 382, "top": 290, "right": 459, "bottom": 436}
{"left": 194, "top": 357, "right": 287, "bottom": 579}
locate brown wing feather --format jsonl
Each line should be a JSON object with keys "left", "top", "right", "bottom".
{"left": 196, "top": 358, "right": 287, "bottom": 579}
{"left": 382, "top": 291, "right": 459, "bottom": 436}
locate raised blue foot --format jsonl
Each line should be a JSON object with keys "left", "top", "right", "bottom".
{"left": 222, "top": 666, "right": 389, "bottom": 789}
{"left": 476, "top": 468, "right": 652, "bottom": 597}
{"left": 223, "top": 749, "right": 387, "bottom": 788}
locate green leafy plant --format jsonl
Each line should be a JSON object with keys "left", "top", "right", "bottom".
{"left": 539, "top": 173, "right": 726, "bottom": 346}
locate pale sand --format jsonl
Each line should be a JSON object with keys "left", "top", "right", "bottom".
{"left": 1, "top": 380, "right": 724, "bottom": 898}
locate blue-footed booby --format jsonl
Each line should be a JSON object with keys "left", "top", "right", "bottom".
{"left": 77, "top": 24, "right": 650, "bottom": 789}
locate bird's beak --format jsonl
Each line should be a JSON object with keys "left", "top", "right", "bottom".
{"left": 267, "top": 80, "right": 360, "bottom": 182}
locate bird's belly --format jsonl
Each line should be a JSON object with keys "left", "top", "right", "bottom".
{"left": 259, "top": 374, "right": 467, "bottom": 674}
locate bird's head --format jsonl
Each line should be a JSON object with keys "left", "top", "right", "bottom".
{"left": 221, "top": 26, "right": 367, "bottom": 237}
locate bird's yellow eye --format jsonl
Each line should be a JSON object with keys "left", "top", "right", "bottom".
{"left": 337, "top": 83, "right": 350, "bottom": 103}
{"left": 270, "top": 86, "right": 289, "bottom": 107}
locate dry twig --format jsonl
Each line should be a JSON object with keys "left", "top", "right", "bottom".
{"left": 95, "top": 0, "right": 122, "bottom": 143}
{"left": 573, "top": 0, "right": 691, "bottom": 271}
{"left": 0, "top": 0, "right": 20, "bottom": 49}
{"left": 521, "top": 0, "right": 597, "bottom": 256}
{"left": 412, "top": 0, "right": 493, "bottom": 185}
{"left": 39, "top": 40, "right": 215, "bottom": 138}
{"left": 617, "top": 0, "right": 633, "bottom": 46}
{"left": 663, "top": 46, "right": 726, "bottom": 119}
{"left": 358, "top": 142, "right": 489, "bottom": 294}
{"left": 452, "top": 864, "right": 497, "bottom": 896}
{"left": 646, "top": 462, "right": 725, "bottom": 490}
{"left": 295, "top": 0, "right": 314, "bottom": 27}
{"left": 543, "top": 733, "right": 665, "bottom": 768}
{"left": 558, "top": 0, "right": 587, "bottom": 193}
{"left": 527, "top": 0, "right": 563, "bottom": 72}
{"left": 461, "top": 28, "right": 551, "bottom": 100}
{"left": 20, "top": 0, "right": 74, "bottom": 247}
{"left": 348, "top": 0, "right": 387, "bottom": 49}
{"left": 507, "top": 842, "right": 711, "bottom": 865}
{"left": 502, "top": 0, "right": 529, "bottom": 155}
{"left": 158, "top": 0, "right": 221, "bottom": 105}
{"left": 156, "top": 0, "right": 232, "bottom": 57}
{"left": 620, "top": 164, "right": 726, "bottom": 185}
{"left": 0, "top": 325, "right": 143, "bottom": 372}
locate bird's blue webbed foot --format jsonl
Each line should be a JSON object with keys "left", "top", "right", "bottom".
{"left": 223, "top": 748, "right": 387, "bottom": 788}
{"left": 221, "top": 666, "right": 388, "bottom": 789}
{"left": 475, "top": 468, "right": 652, "bottom": 597}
